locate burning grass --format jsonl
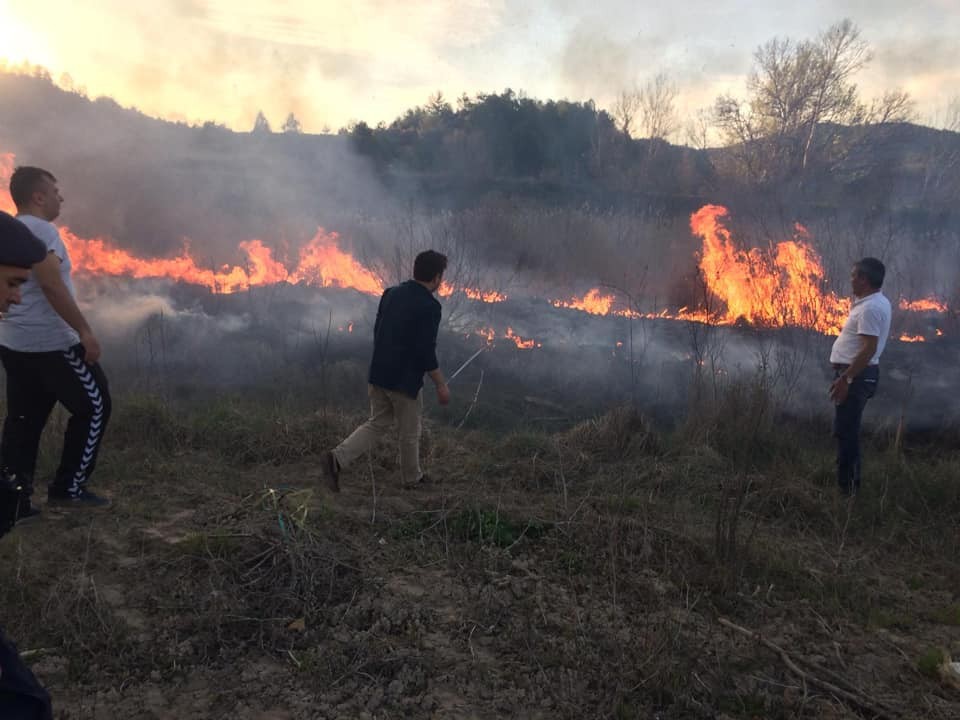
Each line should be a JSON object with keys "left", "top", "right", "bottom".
{"left": 5, "top": 146, "right": 955, "bottom": 347}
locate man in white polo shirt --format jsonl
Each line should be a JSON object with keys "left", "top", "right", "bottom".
{"left": 828, "top": 257, "right": 891, "bottom": 496}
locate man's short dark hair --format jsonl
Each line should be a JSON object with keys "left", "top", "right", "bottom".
{"left": 855, "top": 257, "right": 885, "bottom": 289}
{"left": 413, "top": 250, "right": 447, "bottom": 282}
{"left": 9, "top": 166, "right": 56, "bottom": 211}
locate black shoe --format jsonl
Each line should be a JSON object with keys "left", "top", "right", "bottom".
{"left": 47, "top": 489, "right": 112, "bottom": 508}
{"left": 16, "top": 498, "right": 42, "bottom": 523}
{"left": 321, "top": 451, "right": 340, "bottom": 493}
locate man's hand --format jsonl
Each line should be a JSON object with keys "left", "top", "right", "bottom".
{"left": 80, "top": 330, "right": 101, "bottom": 365}
{"left": 829, "top": 377, "right": 849, "bottom": 405}
{"left": 436, "top": 382, "right": 451, "bottom": 406}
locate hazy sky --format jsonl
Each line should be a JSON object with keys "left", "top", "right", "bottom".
{"left": 1, "top": 0, "right": 957, "bottom": 133}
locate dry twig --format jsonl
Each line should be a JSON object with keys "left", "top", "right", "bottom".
{"left": 456, "top": 369, "right": 484, "bottom": 430}
{"left": 718, "top": 617, "right": 901, "bottom": 720}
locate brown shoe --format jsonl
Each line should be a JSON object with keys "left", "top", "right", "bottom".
{"left": 321, "top": 451, "right": 340, "bottom": 493}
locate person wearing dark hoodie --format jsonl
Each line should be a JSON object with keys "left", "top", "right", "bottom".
{"left": 0, "top": 209, "right": 55, "bottom": 720}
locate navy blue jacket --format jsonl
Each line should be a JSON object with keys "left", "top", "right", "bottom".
{"left": 368, "top": 280, "right": 441, "bottom": 398}
{"left": 0, "top": 628, "right": 53, "bottom": 720}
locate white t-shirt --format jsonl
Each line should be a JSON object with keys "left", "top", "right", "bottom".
{"left": 0, "top": 215, "right": 80, "bottom": 352}
{"left": 829, "top": 291, "right": 891, "bottom": 365}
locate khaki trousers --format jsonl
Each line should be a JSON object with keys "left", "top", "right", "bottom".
{"left": 332, "top": 385, "right": 423, "bottom": 484}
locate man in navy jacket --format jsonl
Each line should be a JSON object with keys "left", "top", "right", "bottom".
{"left": 324, "top": 250, "right": 451, "bottom": 491}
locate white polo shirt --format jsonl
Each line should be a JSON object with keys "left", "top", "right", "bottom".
{"left": 829, "top": 291, "right": 891, "bottom": 365}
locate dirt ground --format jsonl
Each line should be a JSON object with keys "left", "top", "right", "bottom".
{"left": 2, "top": 407, "right": 959, "bottom": 720}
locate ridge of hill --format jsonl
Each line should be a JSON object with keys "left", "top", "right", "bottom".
{"left": 4, "top": 70, "right": 960, "bottom": 239}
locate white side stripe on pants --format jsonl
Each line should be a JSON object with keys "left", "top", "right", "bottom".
{"left": 65, "top": 349, "right": 105, "bottom": 494}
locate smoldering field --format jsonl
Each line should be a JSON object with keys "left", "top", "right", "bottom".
{"left": 80, "top": 202, "right": 960, "bottom": 435}
{"left": 3, "top": 71, "right": 960, "bottom": 435}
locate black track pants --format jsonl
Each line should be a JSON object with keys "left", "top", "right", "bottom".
{"left": 0, "top": 344, "right": 111, "bottom": 497}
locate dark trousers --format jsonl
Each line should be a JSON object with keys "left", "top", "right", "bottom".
{"left": 0, "top": 627, "right": 53, "bottom": 720}
{"left": 833, "top": 365, "right": 878, "bottom": 494}
{"left": 0, "top": 345, "right": 111, "bottom": 498}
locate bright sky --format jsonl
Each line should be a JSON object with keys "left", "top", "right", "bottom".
{"left": 1, "top": 0, "right": 958, "bottom": 134}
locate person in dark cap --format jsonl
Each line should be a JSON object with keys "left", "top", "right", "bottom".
{"left": 0, "top": 167, "right": 111, "bottom": 512}
{"left": 0, "top": 622, "right": 52, "bottom": 720}
{"left": 0, "top": 209, "right": 55, "bottom": 720}
{"left": 0, "top": 210, "right": 46, "bottom": 529}
{"left": 0, "top": 211, "right": 47, "bottom": 284}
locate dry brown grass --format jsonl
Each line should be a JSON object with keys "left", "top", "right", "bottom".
{"left": 2, "top": 393, "right": 959, "bottom": 718}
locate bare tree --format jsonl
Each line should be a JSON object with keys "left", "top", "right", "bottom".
{"left": 864, "top": 90, "right": 913, "bottom": 125}
{"left": 684, "top": 107, "right": 713, "bottom": 150}
{"left": 611, "top": 87, "right": 641, "bottom": 137}
{"left": 638, "top": 72, "right": 679, "bottom": 142}
{"left": 918, "top": 96, "right": 960, "bottom": 206}
{"left": 715, "top": 19, "right": 912, "bottom": 186}
{"left": 611, "top": 73, "right": 678, "bottom": 141}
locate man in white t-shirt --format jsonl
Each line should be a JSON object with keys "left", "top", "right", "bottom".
{"left": 0, "top": 167, "right": 111, "bottom": 512}
{"left": 828, "top": 257, "right": 891, "bottom": 496}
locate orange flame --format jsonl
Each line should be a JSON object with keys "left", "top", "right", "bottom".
{"left": 64, "top": 231, "right": 253, "bottom": 293}
{"left": 2, "top": 145, "right": 951, "bottom": 342}
{"left": 0, "top": 153, "right": 15, "bottom": 215}
{"left": 471, "top": 326, "right": 539, "bottom": 349}
{"left": 476, "top": 327, "right": 496, "bottom": 345}
{"left": 641, "top": 306, "right": 718, "bottom": 324}
{"left": 553, "top": 288, "right": 614, "bottom": 315}
{"left": 291, "top": 231, "right": 383, "bottom": 294}
{"left": 465, "top": 287, "right": 507, "bottom": 303}
{"left": 553, "top": 288, "right": 639, "bottom": 318}
{"left": 899, "top": 297, "right": 948, "bottom": 313}
{"left": 505, "top": 327, "right": 540, "bottom": 349}
{"left": 899, "top": 334, "right": 925, "bottom": 343}
{"left": 690, "top": 205, "right": 850, "bottom": 334}
{"left": 2, "top": 149, "right": 383, "bottom": 295}
{"left": 439, "top": 282, "right": 506, "bottom": 303}
{"left": 552, "top": 208, "right": 949, "bottom": 337}
{"left": 63, "top": 228, "right": 383, "bottom": 295}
